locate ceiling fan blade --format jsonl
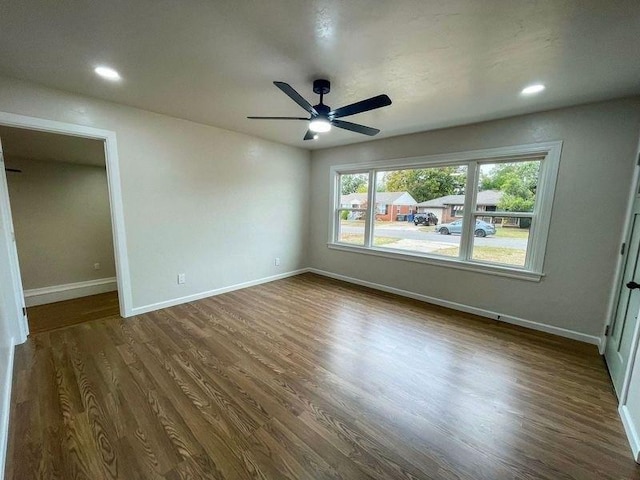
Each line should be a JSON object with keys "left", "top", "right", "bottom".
{"left": 330, "top": 94, "right": 392, "bottom": 119}
{"left": 274, "top": 82, "right": 318, "bottom": 116}
{"left": 303, "top": 130, "right": 316, "bottom": 141}
{"left": 247, "top": 116, "right": 309, "bottom": 120}
{"left": 332, "top": 119, "right": 380, "bottom": 136}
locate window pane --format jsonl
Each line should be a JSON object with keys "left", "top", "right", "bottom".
{"left": 337, "top": 210, "right": 365, "bottom": 245}
{"left": 471, "top": 216, "right": 529, "bottom": 267}
{"left": 474, "top": 160, "right": 539, "bottom": 267}
{"left": 371, "top": 166, "right": 467, "bottom": 256}
{"left": 339, "top": 173, "right": 368, "bottom": 208}
{"left": 337, "top": 173, "right": 369, "bottom": 244}
{"left": 477, "top": 160, "right": 540, "bottom": 213}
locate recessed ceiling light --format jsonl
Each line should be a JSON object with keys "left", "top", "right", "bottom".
{"left": 521, "top": 84, "right": 545, "bottom": 95}
{"left": 94, "top": 66, "right": 121, "bottom": 81}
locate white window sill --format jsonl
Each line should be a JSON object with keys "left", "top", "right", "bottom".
{"left": 327, "top": 242, "right": 544, "bottom": 282}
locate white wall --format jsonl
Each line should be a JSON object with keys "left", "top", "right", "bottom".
{"left": 309, "top": 98, "right": 640, "bottom": 339}
{"left": 5, "top": 157, "right": 116, "bottom": 290}
{"left": 0, "top": 75, "right": 310, "bottom": 313}
{"left": 0, "top": 76, "right": 310, "bottom": 476}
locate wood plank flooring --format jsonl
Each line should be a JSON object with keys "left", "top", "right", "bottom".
{"left": 27, "top": 291, "right": 120, "bottom": 334}
{"left": 6, "top": 273, "right": 639, "bottom": 479}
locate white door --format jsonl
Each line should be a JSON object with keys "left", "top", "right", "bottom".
{"left": 606, "top": 186, "right": 640, "bottom": 396}
{"left": 0, "top": 136, "right": 28, "bottom": 339}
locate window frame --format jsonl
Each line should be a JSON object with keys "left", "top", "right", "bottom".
{"left": 335, "top": 171, "right": 370, "bottom": 245}
{"left": 328, "top": 141, "right": 562, "bottom": 281}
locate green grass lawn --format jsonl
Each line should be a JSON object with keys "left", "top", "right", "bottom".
{"left": 494, "top": 227, "right": 529, "bottom": 239}
{"left": 432, "top": 246, "right": 526, "bottom": 266}
{"left": 338, "top": 234, "right": 397, "bottom": 246}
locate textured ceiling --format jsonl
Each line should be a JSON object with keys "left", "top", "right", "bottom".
{"left": 0, "top": 0, "right": 639, "bottom": 150}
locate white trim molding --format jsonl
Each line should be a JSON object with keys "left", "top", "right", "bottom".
{"left": 309, "top": 268, "right": 601, "bottom": 346}
{"left": 131, "top": 269, "right": 309, "bottom": 316}
{"left": 616, "top": 287, "right": 640, "bottom": 461}
{"left": 0, "top": 111, "right": 133, "bottom": 329}
{"left": 327, "top": 242, "right": 544, "bottom": 282}
{"left": 620, "top": 404, "right": 640, "bottom": 462}
{"left": 328, "top": 141, "right": 562, "bottom": 280}
{"left": 24, "top": 277, "right": 117, "bottom": 307}
{"left": 0, "top": 338, "right": 15, "bottom": 480}
{"left": 0, "top": 139, "right": 28, "bottom": 343}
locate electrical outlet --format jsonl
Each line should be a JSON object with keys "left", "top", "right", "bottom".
{"left": 177, "top": 273, "right": 186, "bottom": 284}
{"left": 93, "top": 263, "right": 101, "bottom": 270}
{"left": 274, "top": 257, "right": 281, "bottom": 266}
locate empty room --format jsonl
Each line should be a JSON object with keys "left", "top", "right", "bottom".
{"left": 0, "top": 1, "right": 640, "bottom": 479}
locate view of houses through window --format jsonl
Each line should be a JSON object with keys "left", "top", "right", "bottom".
{"left": 336, "top": 159, "right": 542, "bottom": 269}
{"left": 337, "top": 173, "right": 368, "bottom": 245}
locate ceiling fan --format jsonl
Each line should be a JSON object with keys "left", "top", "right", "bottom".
{"left": 248, "top": 79, "right": 392, "bottom": 140}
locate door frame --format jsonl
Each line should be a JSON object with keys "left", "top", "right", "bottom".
{"left": 603, "top": 133, "right": 640, "bottom": 403}
{"left": 0, "top": 111, "right": 133, "bottom": 343}
{"left": 0, "top": 136, "right": 27, "bottom": 343}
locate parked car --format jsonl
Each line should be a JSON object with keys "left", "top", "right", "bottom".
{"left": 437, "top": 219, "right": 496, "bottom": 237}
{"left": 414, "top": 212, "right": 438, "bottom": 226}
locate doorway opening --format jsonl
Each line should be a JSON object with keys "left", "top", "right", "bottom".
{"left": 2, "top": 126, "right": 119, "bottom": 333}
{"left": 0, "top": 112, "right": 132, "bottom": 343}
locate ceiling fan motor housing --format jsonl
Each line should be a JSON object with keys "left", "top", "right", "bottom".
{"left": 312, "top": 79, "right": 330, "bottom": 95}
{"left": 314, "top": 103, "right": 330, "bottom": 117}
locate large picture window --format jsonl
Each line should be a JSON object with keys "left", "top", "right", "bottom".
{"left": 329, "top": 142, "right": 562, "bottom": 280}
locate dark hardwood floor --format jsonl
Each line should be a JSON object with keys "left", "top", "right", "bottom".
{"left": 6, "top": 273, "right": 639, "bottom": 479}
{"left": 27, "top": 291, "right": 120, "bottom": 334}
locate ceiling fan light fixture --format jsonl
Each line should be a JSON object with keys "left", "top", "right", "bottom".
{"left": 247, "top": 80, "right": 391, "bottom": 140}
{"left": 309, "top": 118, "right": 331, "bottom": 133}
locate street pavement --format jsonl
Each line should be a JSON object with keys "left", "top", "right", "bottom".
{"left": 340, "top": 223, "right": 528, "bottom": 251}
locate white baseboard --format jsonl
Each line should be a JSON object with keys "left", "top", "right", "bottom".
{"left": 620, "top": 404, "right": 640, "bottom": 462}
{"left": 133, "top": 265, "right": 600, "bottom": 346}
{"left": 599, "top": 334, "right": 607, "bottom": 355}
{"left": 309, "top": 268, "right": 601, "bottom": 346}
{"left": 0, "top": 337, "right": 15, "bottom": 480}
{"left": 130, "top": 269, "right": 309, "bottom": 316}
{"left": 24, "top": 277, "right": 117, "bottom": 307}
